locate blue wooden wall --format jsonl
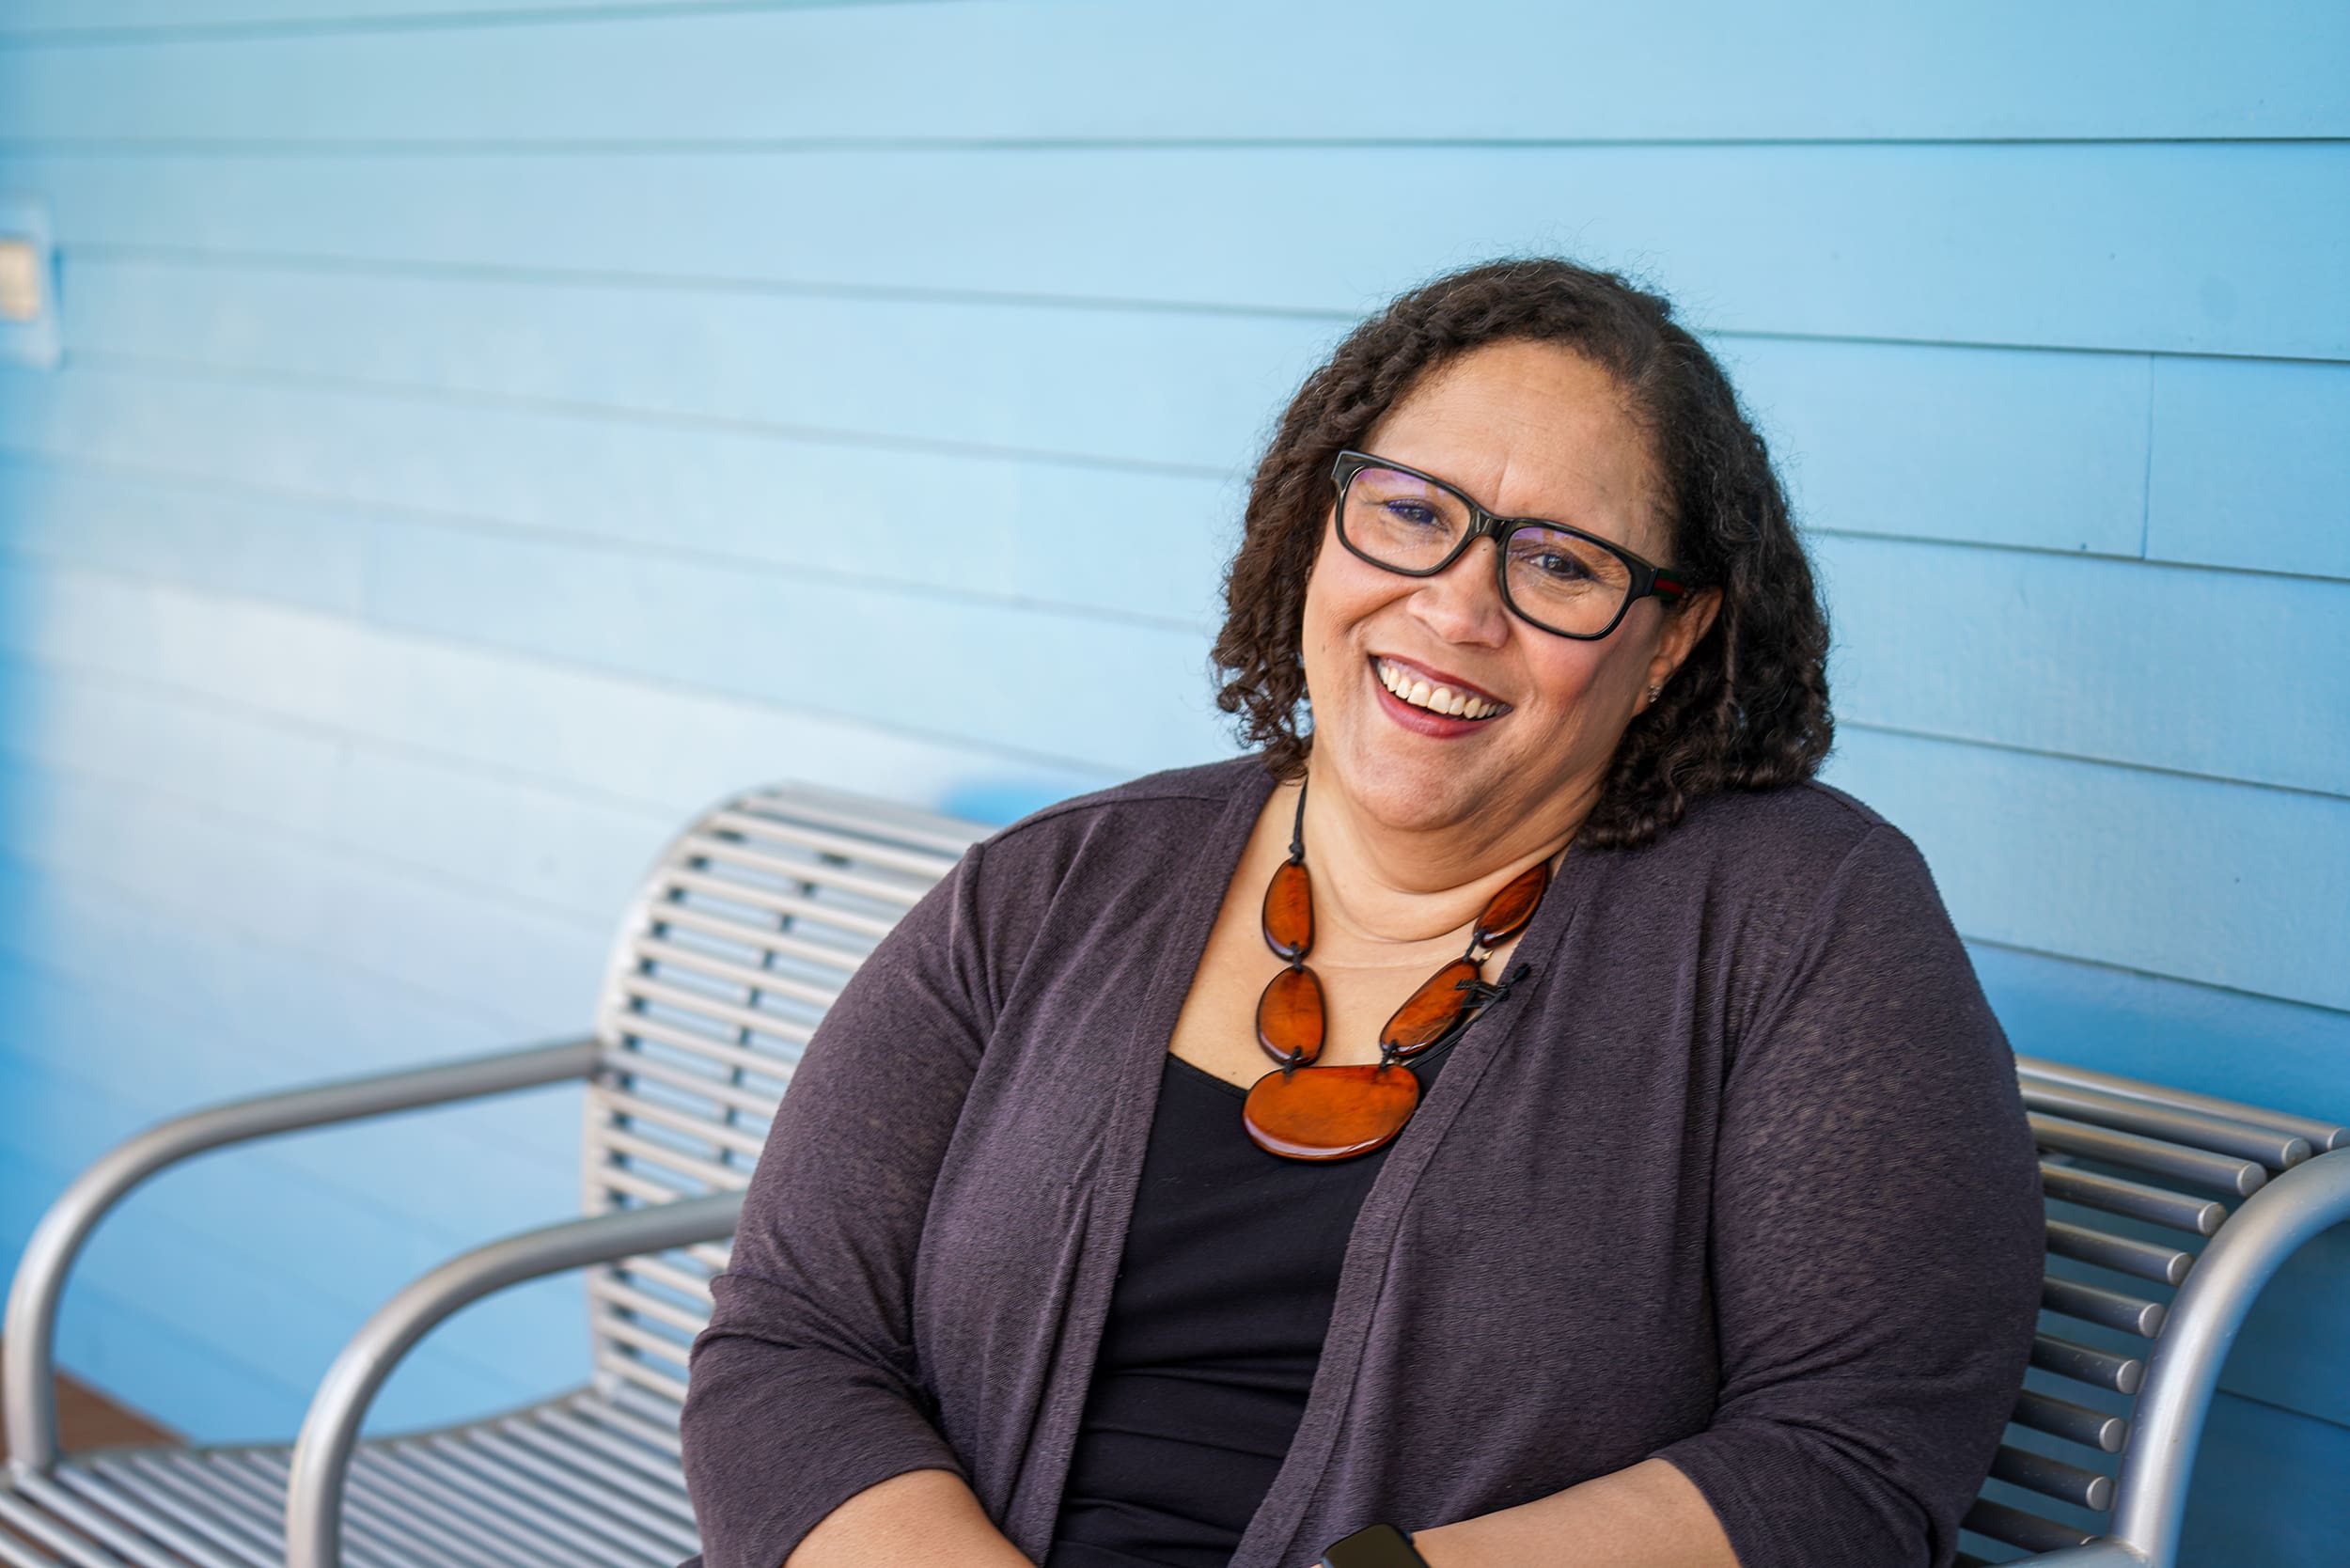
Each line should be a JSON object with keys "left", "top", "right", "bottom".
{"left": 0, "top": 2, "right": 2342, "bottom": 1560}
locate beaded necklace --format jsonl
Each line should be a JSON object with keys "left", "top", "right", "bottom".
{"left": 1241, "top": 777, "right": 1552, "bottom": 1161}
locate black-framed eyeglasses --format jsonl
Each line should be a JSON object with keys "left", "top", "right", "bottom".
{"left": 1331, "top": 449, "right": 1695, "bottom": 640}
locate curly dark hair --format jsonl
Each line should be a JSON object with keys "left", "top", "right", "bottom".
{"left": 1211, "top": 256, "right": 1833, "bottom": 850}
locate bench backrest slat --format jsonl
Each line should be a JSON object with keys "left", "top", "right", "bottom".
{"left": 583, "top": 784, "right": 981, "bottom": 1412}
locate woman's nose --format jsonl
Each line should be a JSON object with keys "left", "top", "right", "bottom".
{"left": 1409, "top": 536, "right": 1514, "bottom": 645}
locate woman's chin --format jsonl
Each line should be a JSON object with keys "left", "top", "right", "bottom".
{"left": 1319, "top": 743, "right": 1490, "bottom": 835}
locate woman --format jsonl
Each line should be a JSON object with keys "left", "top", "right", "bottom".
{"left": 679, "top": 259, "right": 2044, "bottom": 1568}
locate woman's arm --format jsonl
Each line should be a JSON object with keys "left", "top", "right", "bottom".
{"left": 681, "top": 839, "right": 1033, "bottom": 1568}
{"left": 1409, "top": 823, "right": 2043, "bottom": 1568}
{"left": 785, "top": 1470, "right": 1033, "bottom": 1568}
{"left": 1410, "top": 1458, "right": 1736, "bottom": 1568}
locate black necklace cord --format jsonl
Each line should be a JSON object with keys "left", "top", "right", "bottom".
{"left": 1455, "top": 964, "right": 1532, "bottom": 1010}
{"left": 1392, "top": 961, "right": 1538, "bottom": 1076}
{"left": 1288, "top": 773, "right": 1309, "bottom": 863}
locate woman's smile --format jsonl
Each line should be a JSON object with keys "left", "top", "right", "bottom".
{"left": 1369, "top": 653, "right": 1509, "bottom": 730}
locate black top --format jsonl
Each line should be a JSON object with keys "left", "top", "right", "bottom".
{"left": 1045, "top": 1046, "right": 1452, "bottom": 1568}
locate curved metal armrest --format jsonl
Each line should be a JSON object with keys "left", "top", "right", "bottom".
{"left": 2003, "top": 1148, "right": 2350, "bottom": 1568}
{"left": 284, "top": 1188, "right": 744, "bottom": 1568}
{"left": 2, "top": 1035, "right": 602, "bottom": 1473}
{"left": 2104, "top": 1147, "right": 2350, "bottom": 1566}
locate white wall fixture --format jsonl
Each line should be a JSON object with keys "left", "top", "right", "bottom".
{"left": 0, "top": 195, "right": 61, "bottom": 368}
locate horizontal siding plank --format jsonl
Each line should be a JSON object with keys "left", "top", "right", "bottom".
{"left": 358, "top": 510, "right": 1220, "bottom": 777}
{"left": 0, "top": 823, "right": 592, "bottom": 1175}
{"left": 0, "top": 438, "right": 374, "bottom": 612}
{"left": 0, "top": 475, "right": 1225, "bottom": 777}
{"left": 0, "top": 0, "right": 892, "bottom": 42}
{"left": 1825, "top": 729, "right": 2350, "bottom": 1013}
{"left": 2176, "top": 1392, "right": 2350, "bottom": 1562}
{"left": 2, "top": 0, "right": 2344, "bottom": 140}
{"left": 0, "top": 645, "right": 684, "bottom": 917}
{"left": 5, "top": 141, "right": 2344, "bottom": 357}
{"left": 1821, "top": 536, "right": 2350, "bottom": 799}
{"left": 0, "top": 754, "right": 610, "bottom": 1034}
{"left": 0, "top": 844, "right": 583, "bottom": 1177}
{"left": 1732, "top": 339, "right": 2151, "bottom": 559}
{"left": 1972, "top": 943, "right": 2350, "bottom": 1127}
{"left": 47, "top": 252, "right": 1320, "bottom": 474}
{"left": 11, "top": 452, "right": 2343, "bottom": 797}
{"left": 2146, "top": 356, "right": 2350, "bottom": 582}
{"left": 28, "top": 259, "right": 2177, "bottom": 562}
{"left": 0, "top": 556, "right": 1117, "bottom": 823}
{"left": 0, "top": 370, "right": 1245, "bottom": 630}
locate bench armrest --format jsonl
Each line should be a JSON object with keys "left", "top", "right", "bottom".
{"left": 2000, "top": 1148, "right": 2350, "bottom": 1568}
{"left": 284, "top": 1188, "right": 744, "bottom": 1568}
{"left": 2, "top": 1035, "right": 602, "bottom": 1473}
{"left": 2101, "top": 1147, "right": 2350, "bottom": 1565}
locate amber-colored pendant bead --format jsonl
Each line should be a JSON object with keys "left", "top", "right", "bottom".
{"left": 1474, "top": 861, "right": 1551, "bottom": 949}
{"left": 1261, "top": 859, "right": 1314, "bottom": 960}
{"left": 1242, "top": 1062, "right": 1421, "bottom": 1161}
{"left": 1379, "top": 958, "right": 1480, "bottom": 1058}
{"left": 1255, "top": 964, "right": 1326, "bottom": 1066}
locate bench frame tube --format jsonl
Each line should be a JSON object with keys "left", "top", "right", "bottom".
{"left": 281, "top": 1188, "right": 743, "bottom": 1568}
{"left": 2099, "top": 1147, "right": 2350, "bottom": 1566}
{"left": 2, "top": 1037, "right": 603, "bottom": 1475}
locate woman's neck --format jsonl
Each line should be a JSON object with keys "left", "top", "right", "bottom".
{"left": 1289, "top": 768, "right": 1585, "bottom": 956}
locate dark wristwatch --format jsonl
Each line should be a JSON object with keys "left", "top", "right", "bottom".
{"left": 1320, "top": 1522, "right": 1431, "bottom": 1568}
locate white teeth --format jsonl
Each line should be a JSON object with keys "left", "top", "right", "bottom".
{"left": 1375, "top": 659, "right": 1500, "bottom": 720}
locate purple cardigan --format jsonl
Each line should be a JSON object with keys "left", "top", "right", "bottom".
{"left": 680, "top": 757, "right": 2044, "bottom": 1568}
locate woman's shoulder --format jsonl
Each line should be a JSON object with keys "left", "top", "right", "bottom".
{"left": 1618, "top": 780, "right": 1952, "bottom": 942}
{"left": 948, "top": 755, "right": 1269, "bottom": 905}
{"left": 1651, "top": 778, "right": 1917, "bottom": 874}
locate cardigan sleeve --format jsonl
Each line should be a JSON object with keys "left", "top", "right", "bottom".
{"left": 678, "top": 838, "right": 1000, "bottom": 1568}
{"left": 1644, "top": 824, "right": 2044, "bottom": 1568}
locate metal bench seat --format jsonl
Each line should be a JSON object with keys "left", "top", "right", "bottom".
{"left": 4, "top": 784, "right": 982, "bottom": 1568}
{"left": 4, "top": 781, "right": 2344, "bottom": 1568}
{"left": 2, "top": 1386, "right": 696, "bottom": 1568}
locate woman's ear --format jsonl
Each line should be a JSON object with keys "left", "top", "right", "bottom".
{"left": 1652, "top": 588, "right": 1723, "bottom": 690}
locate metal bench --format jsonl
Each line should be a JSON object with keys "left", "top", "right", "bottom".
{"left": 2, "top": 781, "right": 2344, "bottom": 1568}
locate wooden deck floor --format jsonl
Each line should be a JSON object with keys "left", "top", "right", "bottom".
{"left": 0, "top": 1360, "right": 176, "bottom": 1464}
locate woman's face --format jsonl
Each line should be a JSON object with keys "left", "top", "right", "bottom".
{"left": 1298, "top": 338, "right": 1716, "bottom": 844}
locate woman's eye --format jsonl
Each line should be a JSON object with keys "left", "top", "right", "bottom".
{"left": 1526, "top": 551, "right": 1590, "bottom": 581}
{"left": 1382, "top": 501, "right": 1445, "bottom": 529}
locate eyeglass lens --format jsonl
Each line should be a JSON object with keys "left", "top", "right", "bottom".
{"left": 1341, "top": 463, "right": 1636, "bottom": 636}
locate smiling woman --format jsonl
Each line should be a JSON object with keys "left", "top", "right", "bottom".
{"left": 679, "top": 259, "right": 2043, "bottom": 1568}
